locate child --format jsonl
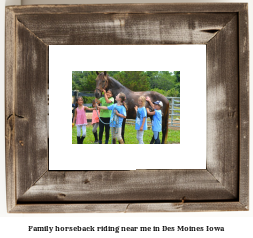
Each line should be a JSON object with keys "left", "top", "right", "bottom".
{"left": 72, "top": 96, "right": 95, "bottom": 144}
{"left": 146, "top": 97, "right": 163, "bottom": 144}
{"left": 92, "top": 99, "right": 99, "bottom": 143}
{"left": 134, "top": 96, "right": 147, "bottom": 144}
{"left": 96, "top": 89, "right": 114, "bottom": 144}
{"left": 96, "top": 92, "right": 127, "bottom": 144}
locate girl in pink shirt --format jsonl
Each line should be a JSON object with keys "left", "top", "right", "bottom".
{"left": 92, "top": 99, "right": 100, "bottom": 143}
{"left": 72, "top": 97, "right": 94, "bottom": 144}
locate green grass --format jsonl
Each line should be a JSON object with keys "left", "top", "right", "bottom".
{"left": 72, "top": 124, "right": 180, "bottom": 144}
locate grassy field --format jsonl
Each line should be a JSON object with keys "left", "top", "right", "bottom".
{"left": 72, "top": 124, "right": 180, "bottom": 144}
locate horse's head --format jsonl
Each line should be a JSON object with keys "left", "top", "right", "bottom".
{"left": 94, "top": 71, "right": 109, "bottom": 98}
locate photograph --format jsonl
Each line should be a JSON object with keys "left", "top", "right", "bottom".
{"left": 49, "top": 44, "right": 205, "bottom": 170}
{"left": 72, "top": 71, "right": 180, "bottom": 145}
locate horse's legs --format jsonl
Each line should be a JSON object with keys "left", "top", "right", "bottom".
{"left": 149, "top": 116, "right": 155, "bottom": 144}
{"left": 162, "top": 110, "right": 169, "bottom": 144}
{"left": 121, "top": 118, "right": 126, "bottom": 143}
{"left": 162, "top": 126, "right": 166, "bottom": 144}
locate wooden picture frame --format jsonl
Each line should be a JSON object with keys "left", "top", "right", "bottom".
{"left": 5, "top": 3, "right": 249, "bottom": 213}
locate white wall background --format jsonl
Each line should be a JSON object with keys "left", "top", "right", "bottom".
{"left": 1, "top": 0, "right": 252, "bottom": 236}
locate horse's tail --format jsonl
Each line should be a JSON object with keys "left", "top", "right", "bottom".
{"left": 163, "top": 101, "right": 170, "bottom": 144}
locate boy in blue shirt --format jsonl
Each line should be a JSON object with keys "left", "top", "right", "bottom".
{"left": 146, "top": 97, "right": 163, "bottom": 144}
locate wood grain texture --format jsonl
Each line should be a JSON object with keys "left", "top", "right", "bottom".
{"left": 7, "top": 3, "right": 246, "bottom": 15}
{"left": 125, "top": 202, "right": 247, "bottom": 213}
{"left": 18, "top": 170, "right": 236, "bottom": 202}
{"left": 5, "top": 3, "right": 249, "bottom": 213}
{"left": 15, "top": 20, "right": 48, "bottom": 200}
{"left": 10, "top": 202, "right": 247, "bottom": 213}
{"left": 5, "top": 7, "right": 17, "bottom": 212}
{"left": 238, "top": 4, "right": 249, "bottom": 208}
{"left": 206, "top": 16, "right": 239, "bottom": 198}
{"left": 16, "top": 13, "right": 236, "bottom": 45}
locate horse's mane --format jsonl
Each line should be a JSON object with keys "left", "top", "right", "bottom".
{"left": 108, "top": 76, "right": 132, "bottom": 92}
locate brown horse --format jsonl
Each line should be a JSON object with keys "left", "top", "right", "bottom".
{"left": 94, "top": 71, "right": 170, "bottom": 144}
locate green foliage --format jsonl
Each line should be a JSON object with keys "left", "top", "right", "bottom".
{"left": 82, "top": 96, "right": 95, "bottom": 104}
{"left": 174, "top": 71, "right": 180, "bottom": 83}
{"left": 151, "top": 88, "right": 168, "bottom": 96}
{"left": 167, "top": 88, "right": 180, "bottom": 97}
{"left": 72, "top": 80, "right": 78, "bottom": 90}
{"left": 83, "top": 71, "right": 97, "bottom": 91}
{"left": 150, "top": 87, "right": 179, "bottom": 97}
{"left": 113, "top": 71, "right": 150, "bottom": 91}
{"left": 145, "top": 71, "right": 159, "bottom": 89}
{"left": 72, "top": 71, "right": 97, "bottom": 91}
{"left": 107, "top": 71, "right": 121, "bottom": 77}
{"left": 145, "top": 71, "right": 177, "bottom": 91}
{"left": 72, "top": 71, "right": 180, "bottom": 96}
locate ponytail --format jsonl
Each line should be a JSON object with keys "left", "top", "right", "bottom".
{"left": 119, "top": 92, "right": 128, "bottom": 111}
{"left": 123, "top": 101, "right": 128, "bottom": 111}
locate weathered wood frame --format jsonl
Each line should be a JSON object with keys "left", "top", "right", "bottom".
{"left": 5, "top": 4, "right": 249, "bottom": 213}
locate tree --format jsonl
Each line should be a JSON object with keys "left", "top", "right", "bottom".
{"left": 72, "top": 80, "right": 78, "bottom": 90}
{"left": 174, "top": 71, "right": 180, "bottom": 83}
{"left": 167, "top": 88, "right": 180, "bottom": 97}
{"left": 72, "top": 71, "right": 180, "bottom": 96}
{"left": 107, "top": 71, "right": 121, "bottom": 78}
{"left": 151, "top": 88, "right": 167, "bottom": 96}
{"left": 114, "top": 71, "right": 150, "bottom": 91}
{"left": 83, "top": 71, "right": 97, "bottom": 91}
{"left": 145, "top": 71, "right": 159, "bottom": 88}
{"left": 72, "top": 71, "right": 83, "bottom": 87}
{"left": 72, "top": 71, "right": 97, "bottom": 91}
{"left": 156, "top": 72, "right": 175, "bottom": 91}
